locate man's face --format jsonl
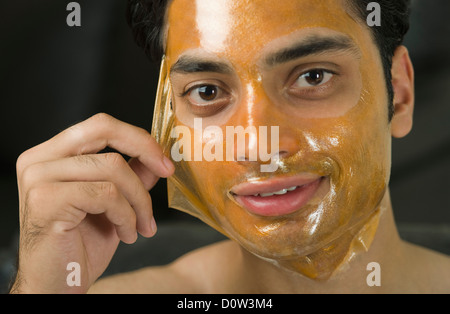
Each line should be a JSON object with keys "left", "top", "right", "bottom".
{"left": 164, "top": 0, "right": 391, "bottom": 262}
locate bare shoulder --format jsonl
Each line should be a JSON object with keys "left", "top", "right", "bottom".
{"left": 88, "top": 240, "right": 238, "bottom": 294}
{"left": 402, "top": 241, "right": 450, "bottom": 293}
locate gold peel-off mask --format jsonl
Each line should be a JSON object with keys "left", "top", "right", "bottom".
{"left": 152, "top": 0, "right": 392, "bottom": 280}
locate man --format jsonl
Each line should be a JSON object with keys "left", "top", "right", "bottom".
{"left": 10, "top": 0, "right": 450, "bottom": 293}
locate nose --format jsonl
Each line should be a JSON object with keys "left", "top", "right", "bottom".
{"left": 230, "top": 83, "right": 302, "bottom": 166}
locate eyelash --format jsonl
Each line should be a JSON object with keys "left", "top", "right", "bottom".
{"left": 179, "top": 84, "right": 224, "bottom": 98}
{"left": 296, "top": 69, "right": 335, "bottom": 85}
{"left": 287, "top": 68, "right": 338, "bottom": 98}
{"left": 178, "top": 83, "right": 231, "bottom": 116}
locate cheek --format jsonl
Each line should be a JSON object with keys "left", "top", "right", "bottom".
{"left": 183, "top": 129, "right": 243, "bottom": 217}
{"left": 304, "top": 101, "right": 391, "bottom": 221}
{"left": 189, "top": 161, "right": 235, "bottom": 200}
{"left": 320, "top": 48, "right": 391, "bottom": 206}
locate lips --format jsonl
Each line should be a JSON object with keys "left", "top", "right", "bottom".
{"left": 230, "top": 175, "right": 324, "bottom": 217}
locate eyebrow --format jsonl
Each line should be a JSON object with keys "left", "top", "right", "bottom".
{"left": 264, "top": 35, "right": 360, "bottom": 67}
{"left": 170, "top": 55, "right": 233, "bottom": 75}
{"left": 170, "top": 35, "right": 360, "bottom": 75}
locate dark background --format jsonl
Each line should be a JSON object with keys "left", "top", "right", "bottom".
{"left": 0, "top": 0, "right": 449, "bottom": 292}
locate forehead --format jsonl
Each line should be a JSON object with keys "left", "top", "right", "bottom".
{"left": 165, "top": 0, "right": 368, "bottom": 66}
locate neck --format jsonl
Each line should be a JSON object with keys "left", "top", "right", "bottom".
{"left": 236, "top": 189, "right": 405, "bottom": 293}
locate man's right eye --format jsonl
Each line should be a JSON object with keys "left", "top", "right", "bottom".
{"left": 188, "top": 85, "right": 220, "bottom": 104}
{"left": 181, "top": 84, "right": 232, "bottom": 116}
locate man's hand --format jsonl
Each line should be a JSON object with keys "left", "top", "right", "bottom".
{"left": 10, "top": 113, "right": 174, "bottom": 293}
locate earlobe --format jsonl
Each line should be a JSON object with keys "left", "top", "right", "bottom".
{"left": 390, "top": 46, "right": 415, "bottom": 138}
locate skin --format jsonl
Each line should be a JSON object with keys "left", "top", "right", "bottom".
{"left": 10, "top": 113, "right": 175, "bottom": 293}
{"left": 165, "top": 0, "right": 390, "bottom": 280}
{"left": 10, "top": 0, "right": 450, "bottom": 293}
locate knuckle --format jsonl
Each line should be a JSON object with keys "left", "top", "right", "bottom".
{"left": 90, "top": 112, "right": 114, "bottom": 125}
{"left": 20, "top": 163, "right": 42, "bottom": 190}
{"left": 116, "top": 211, "right": 135, "bottom": 228}
{"left": 99, "top": 181, "right": 119, "bottom": 200}
{"left": 64, "top": 114, "right": 114, "bottom": 151}
{"left": 16, "top": 149, "right": 33, "bottom": 177}
{"left": 103, "top": 152, "right": 126, "bottom": 168}
{"left": 80, "top": 181, "right": 120, "bottom": 202}
{"left": 132, "top": 180, "right": 144, "bottom": 199}
{"left": 16, "top": 152, "right": 27, "bottom": 175}
{"left": 24, "top": 184, "right": 54, "bottom": 217}
{"left": 89, "top": 113, "right": 116, "bottom": 137}
{"left": 129, "top": 211, "right": 137, "bottom": 227}
{"left": 120, "top": 209, "right": 136, "bottom": 228}
{"left": 73, "top": 154, "right": 101, "bottom": 168}
{"left": 78, "top": 181, "right": 102, "bottom": 199}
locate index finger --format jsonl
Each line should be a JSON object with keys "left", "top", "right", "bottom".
{"left": 18, "top": 113, "right": 175, "bottom": 179}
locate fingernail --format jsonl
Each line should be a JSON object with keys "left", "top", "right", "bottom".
{"left": 150, "top": 217, "right": 157, "bottom": 236}
{"left": 162, "top": 155, "right": 175, "bottom": 175}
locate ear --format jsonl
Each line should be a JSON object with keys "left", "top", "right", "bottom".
{"left": 390, "top": 46, "right": 415, "bottom": 138}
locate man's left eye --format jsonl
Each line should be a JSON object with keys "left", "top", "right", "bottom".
{"left": 294, "top": 69, "right": 334, "bottom": 87}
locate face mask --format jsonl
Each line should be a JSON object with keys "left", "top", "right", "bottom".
{"left": 151, "top": 57, "right": 229, "bottom": 234}
{"left": 152, "top": 0, "right": 392, "bottom": 280}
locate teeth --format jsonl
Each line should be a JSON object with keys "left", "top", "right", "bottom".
{"left": 255, "top": 186, "right": 298, "bottom": 197}
{"left": 260, "top": 192, "right": 277, "bottom": 197}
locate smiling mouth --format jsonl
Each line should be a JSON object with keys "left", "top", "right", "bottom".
{"left": 230, "top": 175, "right": 326, "bottom": 217}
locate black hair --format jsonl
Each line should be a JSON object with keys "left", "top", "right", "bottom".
{"left": 126, "top": 0, "right": 167, "bottom": 62}
{"left": 346, "top": 0, "right": 411, "bottom": 120}
{"left": 126, "top": 0, "right": 411, "bottom": 121}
